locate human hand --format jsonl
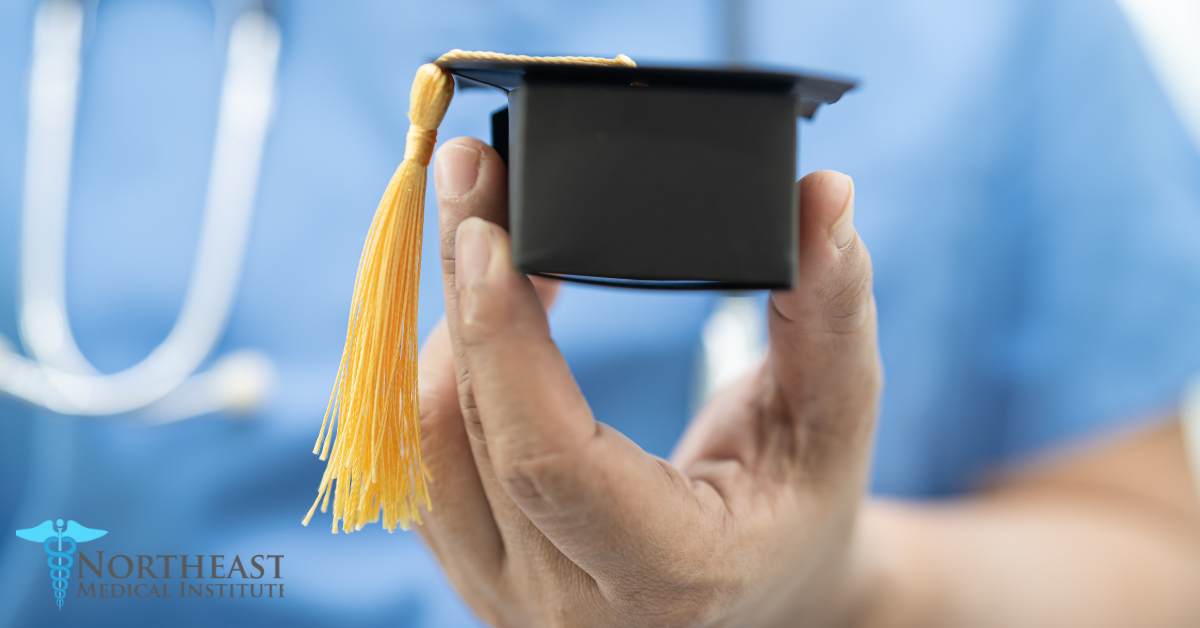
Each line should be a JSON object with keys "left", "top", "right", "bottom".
{"left": 416, "top": 136, "right": 881, "bottom": 628}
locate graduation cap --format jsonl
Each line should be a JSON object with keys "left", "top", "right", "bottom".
{"left": 304, "top": 52, "right": 855, "bottom": 534}
{"left": 449, "top": 57, "right": 855, "bottom": 289}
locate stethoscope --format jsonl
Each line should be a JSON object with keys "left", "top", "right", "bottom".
{"left": 0, "top": 0, "right": 279, "bottom": 422}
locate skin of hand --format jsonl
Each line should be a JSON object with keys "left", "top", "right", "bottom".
{"left": 416, "top": 136, "right": 880, "bottom": 628}
{"left": 862, "top": 420, "right": 1200, "bottom": 628}
{"left": 416, "top": 137, "right": 1200, "bottom": 627}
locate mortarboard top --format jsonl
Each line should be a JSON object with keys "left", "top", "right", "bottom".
{"left": 440, "top": 59, "right": 855, "bottom": 119}
{"left": 438, "top": 59, "right": 856, "bottom": 290}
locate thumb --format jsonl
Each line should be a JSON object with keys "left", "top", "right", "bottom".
{"left": 774, "top": 171, "right": 872, "bottom": 332}
{"left": 768, "top": 170, "right": 880, "bottom": 476}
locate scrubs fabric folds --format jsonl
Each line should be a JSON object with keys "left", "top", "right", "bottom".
{"left": 0, "top": 0, "right": 1197, "bottom": 626}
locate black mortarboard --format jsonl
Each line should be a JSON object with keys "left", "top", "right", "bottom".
{"left": 440, "top": 59, "right": 856, "bottom": 290}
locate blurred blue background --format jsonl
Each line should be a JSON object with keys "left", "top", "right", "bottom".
{"left": 1, "top": 0, "right": 1198, "bottom": 626}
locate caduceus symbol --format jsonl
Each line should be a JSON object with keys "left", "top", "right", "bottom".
{"left": 15, "top": 519, "right": 107, "bottom": 609}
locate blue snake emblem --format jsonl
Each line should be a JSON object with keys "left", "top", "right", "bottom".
{"left": 16, "top": 519, "right": 107, "bottom": 609}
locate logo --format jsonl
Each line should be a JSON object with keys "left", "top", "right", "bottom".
{"left": 15, "top": 521, "right": 287, "bottom": 609}
{"left": 16, "top": 519, "right": 107, "bottom": 609}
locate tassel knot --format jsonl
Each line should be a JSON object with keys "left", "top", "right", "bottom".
{"left": 405, "top": 125, "right": 437, "bottom": 166}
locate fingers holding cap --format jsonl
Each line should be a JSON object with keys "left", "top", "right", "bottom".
{"left": 435, "top": 137, "right": 509, "bottom": 271}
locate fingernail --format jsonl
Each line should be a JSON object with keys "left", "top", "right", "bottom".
{"left": 830, "top": 174, "right": 856, "bottom": 249}
{"left": 436, "top": 144, "right": 481, "bottom": 198}
{"left": 457, "top": 218, "right": 491, "bottom": 288}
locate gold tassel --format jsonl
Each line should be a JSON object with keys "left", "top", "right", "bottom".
{"left": 304, "top": 51, "right": 635, "bottom": 534}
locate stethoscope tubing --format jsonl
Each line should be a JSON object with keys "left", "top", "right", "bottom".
{"left": 0, "top": 0, "right": 278, "bottom": 418}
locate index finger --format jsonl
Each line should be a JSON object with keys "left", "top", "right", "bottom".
{"left": 453, "top": 217, "right": 728, "bottom": 586}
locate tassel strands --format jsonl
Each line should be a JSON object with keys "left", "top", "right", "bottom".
{"left": 305, "top": 52, "right": 635, "bottom": 534}
{"left": 303, "top": 63, "right": 452, "bottom": 533}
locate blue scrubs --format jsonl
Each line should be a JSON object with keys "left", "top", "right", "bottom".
{"left": 1, "top": 0, "right": 1198, "bottom": 626}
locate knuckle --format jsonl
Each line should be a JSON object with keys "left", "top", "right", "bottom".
{"left": 820, "top": 244, "right": 874, "bottom": 335}
{"left": 493, "top": 446, "right": 564, "bottom": 504}
{"left": 821, "top": 272, "right": 873, "bottom": 334}
{"left": 440, "top": 228, "right": 458, "bottom": 260}
{"left": 454, "top": 369, "right": 488, "bottom": 436}
{"left": 492, "top": 432, "right": 592, "bottom": 512}
{"left": 457, "top": 394, "right": 484, "bottom": 434}
{"left": 458, "top": 285, "right": 509, "bottom": 339}
{"left": 461, "top": 409, "right": 488, "bottom": 447}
